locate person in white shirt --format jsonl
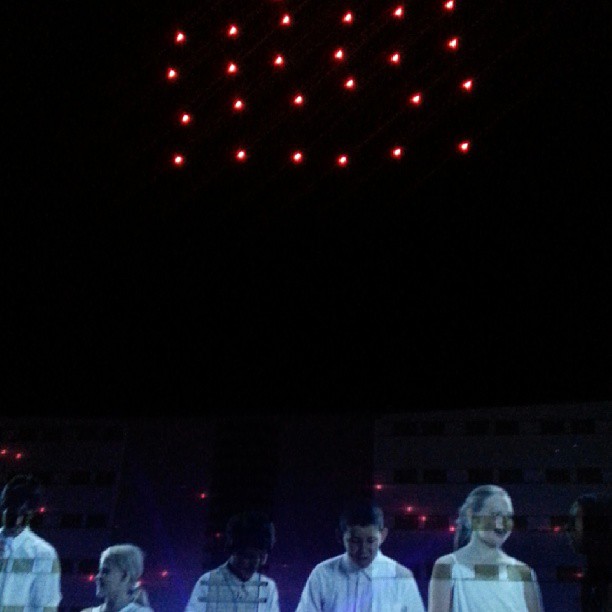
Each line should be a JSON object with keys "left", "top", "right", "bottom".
{"left": 185, "top": 510, "right": 280, "bottom": 611}
{"left": 428, "top": 484, "right": 544, "bottom": 612}
{"left": 81, "top": 543, "right": 153, "bottom": 612}
{"left": 295, "top": 500, "right": 425, "bottom": 612}
{"left": 0, "top": 473, "right": 62, "bottom": 611}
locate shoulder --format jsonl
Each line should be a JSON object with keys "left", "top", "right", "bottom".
{"left": 431, "top": 554, "right": 456, "bottom": 580}
{"left": 504, "top": 557, "right": 536, "bottom": 582}
{"left": 22, "top": 529, "right": 59, "bottom": 558}
{"left": 377, "top": 554, "right": 415, "bottom": 580}
{"left": 309, "top": 555, "right": 344, "bottom": 577}
{"left": 259, "top": 573, "right": 278, "bottom": 589}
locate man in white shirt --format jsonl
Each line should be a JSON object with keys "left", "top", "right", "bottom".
{"left": 185, "top": 510, "right": 280, "bottom": 611}
{"left": 295, "top": 500, "right": 425, "bottom": 612}
{"left": 0, "top": 474, "right": 62, "bottom": 611}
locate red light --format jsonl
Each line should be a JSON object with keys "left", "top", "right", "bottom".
{"left": 293, "top": 94, "right": 304, "bottom": 106}
{"left": 389, "top": 52, "right": 401, "bottom": 64}
{"left": 292, "top": 151, "right": 303, "bottom": 163}
{"left": 409, "top": 93, "right": 422, "bottom": 105}
{"left": 88, "top": 574, "right": 96, "bottom": 582}
{"left": 447, "top": 37, "right": 459, "bottom": 50}
{"left": 391, "top": 146, "right": 403, "bottom": 158}
{"left": 374, "top": 483, "right": 384, "bottom": 491}
{"left": 444, "top": 0, "right": 455, "bottom": 9}
{"left": 0, "top": 449, "right": 7, "bottom": 455}
{"left": 228, "top": 24, "right": 239, "bottom": 37}
{"left": 227, "top": 62, "right": 238, "bottom": 75}
{"left": 175, "top": 32, "right": 186, "bottom": 44}
{"left": 236, "top": 149, "right": 247, "bottom": 161}
{"left": 333, "top": 48, "right": 345, "bottom": 61}
{"left": 199, "top": 492, "right": 207, "bottom": 499}
{"left": 167, "top": 68, "right": 178, "bottom": 80}
{"left": 458, "top": 140, "right": 470, "bottom": 153}
{"left": 15, "top": 452, "right": 23, "bottom": 460}
{"left": 344, "top": 77, "right": 356, "bottom": 89}
{"left": 160, "top": 570, "right": 169, "bottom": 578}
{"left": 38, "top": 506, "right": 46, "bottom": 514}
{"left": 173, "top": 154, "right": 184, "bottom": 166}
{"left": 406, "top": 505, "right": 414, "bottom": 512}
{"left": 449, "top": 525, "right": 456, "bottom": 532}
{"left": 280, "top": 14, "right": 292, "bottom": 26}
{"left": 337, "top": 154, "right": 349, "bottom": 166}
{"left": 553, "top": 526, "right": 561, "bottom": 533}
{"left": 273, "top": 54, "right": 285, "bottom": 67}
{"left": 461, "top": 78, "right": 473, "bottom": 91}
{"left": 419, "top": 515, "right": 428, "bottom": 522}
{"left": 180, "top": 113, "right": 191, "bottom": 124}
{"left": 214, "top": 531, "right": 223, "bottom": 539}
{"left": 342, "top": 11, "right": 353, "bottom": 24}
{"left": 233, "top": 98, "right": 245, "bottom": 111}
{"left": 393, "top": 6, "right": 404, "bottom": 18}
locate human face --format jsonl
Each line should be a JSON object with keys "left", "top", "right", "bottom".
{"left": 95, "top": 558, "right": 129, "bottom": 600}
{"left": 228, "top": 548, "right": 268, "bottom": 581}
{"left": 566, "top": 502, "right": 584, "bottom": 554}
{"left": 342, "top": 524, "right": 388, "bottom": 569}
{"left": 471, "top": 493, "right": 514, "bottom": 549}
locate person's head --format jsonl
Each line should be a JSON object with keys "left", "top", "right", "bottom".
{"left": 225, "top": 511, "right": 276, "bottom": 581}
{"left": 96, "top": 544, "right": 149, "bottom": 606}
{"left": 454, "top": 485, "right": 514, "bottom": 550}
{"left": 567, "top": 493, "right": 612, "bottom": 559}
{"left": 0, "top": 474, "right": 41, "bottom": 534}
{"left": 337, "top": 500, "right": 388, "bottom": 569}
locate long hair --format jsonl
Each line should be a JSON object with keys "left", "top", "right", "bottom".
{"left": 454, "top": 485, "right": 510, "bottom": 550}
{"left": 100, "top": 544, "right": 150, "bottom": 606}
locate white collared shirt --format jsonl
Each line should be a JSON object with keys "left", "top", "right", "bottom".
{"left": 295, "top": 552, "right": 425, "bottom": 612}
{"left": 185, "top": 561, "right": 280, "bottom": 612}
{"left": 0, "top": 526, "right": 62, "bottom": 611}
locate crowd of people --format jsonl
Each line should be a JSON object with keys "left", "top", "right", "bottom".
{"left": 0, "top": 473, "right": 610, "bottom": 611}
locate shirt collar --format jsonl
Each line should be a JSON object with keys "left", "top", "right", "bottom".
{"left": 0, "top": 525, "right": 29, "bottom": 548}
{"left": 221, "top": 560, "right": 260, "bottom": 585}
{"left": 341, "top": 551, "right": 381, "bottom": 577}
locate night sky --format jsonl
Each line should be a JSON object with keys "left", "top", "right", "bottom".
{"left": 4, "top": 0, "right": 611, "bottom": 418}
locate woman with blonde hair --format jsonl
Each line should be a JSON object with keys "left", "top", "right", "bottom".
{"left": 82, "top": 543, "right": 153, "bottom": 612}
{"left": 428, "top": 485, "right": 543, "bottom": 612}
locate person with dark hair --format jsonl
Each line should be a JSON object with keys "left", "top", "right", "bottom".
{"left": 566, "top": 492, "right": 612, "bottom": 611}
{"left": 428, "top": 485, "right": 543, "bottom": 612}
{"left": 0, "top": 473, "right": 62, "bottom": 610}
{"left": 185, "top": 510, "right": 280, "bottom": 611}
{"left": 295, "top": 499, "right": 425, "bottom": 611}
{"left": 81, "top": 543, "right": 153, "bottom": 612}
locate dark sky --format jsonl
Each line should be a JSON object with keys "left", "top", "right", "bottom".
{"left": 4, "top": 0, "right": 611, "bottom": 417}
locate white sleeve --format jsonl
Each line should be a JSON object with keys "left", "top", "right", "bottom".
{"left": 185, "top": 575, "right": 206, "bottom": 612}
{"left": 404, "top": 576, "right": 425, "bottom": 612}
{"left": 31, "top": 551, "right": 62, "bottom": 609}
{"left": 295, "top": 569, "right": 324, "bottom": 612}
{"left": 267, "top": 579, "right": 281, "bottom": 612}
